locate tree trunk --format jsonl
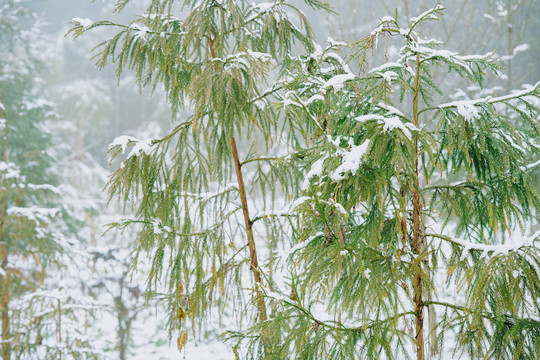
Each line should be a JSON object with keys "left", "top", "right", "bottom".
{"left": 0, "top": 99, "right": 10, "bottom": 360}
{"left": 206, "top": 35, "right": 267, "bottom": 322}
{"left": 230, "top": 137, "right": 267, "bottom": 322}
{"left": 0, "top": 246, "right": 9, "bottom": 360}
{"left": 0, "top": 291, "right": 9, "bottom": 360}
{"left": 412, "top": 53, "right": 424, "bottom": 360}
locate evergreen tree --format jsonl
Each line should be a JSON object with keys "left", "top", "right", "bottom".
{"left": 0, "top": 2, "right": 99, "bottom": 359}
{"left": 231, "top": 5, "right": 540, "bottom": 359}
{"left": 69, "top": 0, "right": 330, "bottom": 350}
{"left": 70, "top": 1, "right": 540, "bottom": 358}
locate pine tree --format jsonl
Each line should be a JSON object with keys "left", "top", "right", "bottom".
{"left": 0, "top": 2, "right": 100, "bottom": 359}
{"left": 231, "top": 5, "right": 540, "bottom": 359}
{"left": 69, "top": 0, "right": 331, "bottom": 349}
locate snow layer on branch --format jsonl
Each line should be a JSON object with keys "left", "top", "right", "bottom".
{"left": 152, "top": 218, "right": 171, "bottom": 235}
{"left": 438, "top": 81, "right": 540, "bottom": 116}
{"left": 410, "top": 5, "right": 444, "bottom": 24}
{"left": 301, "top": 157, "right": 326, "bottom": 189}
{"left": 521, "top": 159, "right": 540, "bottom": 171}
{"left": 380, "top": 16, "right": 395, "bottom": 23}
{"left": 369, "top": 62, "right": 402, "bottom": 74}
{"left": 513, "top": 44, "right": 530, "bottom": 55}
{"left": 305, "top": 94, "right": 325, "bottom": 105}
{"left": 356, "top": 114, "right": 386, "bottom": 122}
{"left": 72, "top": 17, "right": 94, "bottom": 29}
{"left": 355, "top": 114, "right": 419, "bottom": 139}
{"left": 214, "top": 51, "right": 273, "bottom": 72}
{"left": 108, "top": 135, "right": 138, "bottom": 154}
{"left": 377, "top": 102, "right": 405, "bottom": 117}
{"left": 380, "top": 117, "right": 417, "bottom": 139}
{"left": 321, "top": 73, "right": 356, "bottom": 92}
{"left": 23, "top": 98, "right": 55, "bottom": 111}
{"left": 377, "top": 71, "right": 398, "bottom": 84}
{"left": 108, "top": 135, "right": 156, "bottom": 159}
{"left": 417, "top": 37, "right": 444, "bottom": 46}
{"left": 0, "top": 161, "right": 23, "bottom": 180}
{"left": 253, "top": 196, "right": 310, "bottom": 220}
{"left": 330, "top": 139, "right": 370, "bottom": 181}
{"left": 7, "top": 206, "right": 59, "bottom": 222}
{"left": 483, "top": 13, "right": 496, "bottom": 22}
{"left": 443, "top": 100, "right": 480, "bottom": 121}
{"left": 324, "top": 52, "right": 353, "bottom": 75}
{"left": 246, "top": 50, "right": 273, "bottom": 62}
{"left": 28, "top": 183, "right": 62, "bottom": 195}
{"left": 126, "top": 139, "right": 155, "bottom": 158}
{"left": 409, "top": 43, "right": 468, "bottom": 69}
{"left": 452, "top": 230, "right": 540, "bottom": 256}
{"left": 254, "top": 2, "right": 274, "bottom": 13}
{"left": 326, "top": 37, "right": 347, "bottom": 47}
{"left": 288, "top": 231, "right": 324, "bottom": 255}
{"left": 131, "top": 24, "right": 150, "bottom": 41}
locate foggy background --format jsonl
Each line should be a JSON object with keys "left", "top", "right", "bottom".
{"left": 5, "top": 0, "right": 540, "bottom": 359}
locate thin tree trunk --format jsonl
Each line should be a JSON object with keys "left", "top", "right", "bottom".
{"left": 0, "top": 189, "right": 10, "bottom": 360}
{"left": 0, "top": 283, "right": 9, "bottom": 360}
{"left": 206, "top": 35, "right": 267, "bottom": 322}
{"left": 230, "top": 137, "right": 267, "bottom": 322}
{"left": 0, "top": 219, "right": 10, "bottom": 360}
{"left": 412, "top": 54, "right": 424, "bottom": 360}
{"left": 57, "top": 299, "right": 62, "bottom": 360}
{"left": 0, "top": 98, "right": 10, "bottom": 360}
{"left": 116, "top": 277, "right": 128, "bottom": 360}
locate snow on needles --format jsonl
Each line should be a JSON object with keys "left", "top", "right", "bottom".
{"left": 72, "top": 17, "right": 94, "bottom": 29}
{"left": 126, "top": 139, "right": 156, "bottom": 158}
{"left": 451, "top": 230, "right": 540, "bottom": 257}
{"left": 108, "top": 135, "right": 137, "bottom": 153}
{"left": 108, "top": 135, "right": 156, "bottom": 159}
{"left": 303, "top": 155, "right": 327, "bottom": 188}
{"left": 330, "top": 139, "right": 370, "bottom": 181}
{"left": 513, "top": 44, "right": 530, "bottom": 55}
{"left": 410, "top": 5, "right": 444, "bottom": 24}
{"left": 355, "top": 114, "right": 419, "bottom": 139}
{"left": 442, "top": 100, "right": 480, "bottom": 121}
{"left": 131, "top": 24, "right": 150, "bottom": 41}
{"left": 0, "top": 161, "right": 22, "bottom": 180}
{"left": 438, "top": 81, "right": 540, "bottom": 121}
{"left": 7, "top": 206, "right": 59, "bottom": 223}
{"left": 321, "top": 73, "right": 356, "bottom": 92}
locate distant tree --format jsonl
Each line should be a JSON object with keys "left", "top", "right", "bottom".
{"left": 232, "top": 5, "right": 540, "bottom": 360}
{"left": 85, "top": 246, "right": 143, "bottom": 360}
{"left": 0, "top": 2, "right": 99, "bottom": 359}
{"left": 62, "top": 139, "right": 172, "bottom": 360}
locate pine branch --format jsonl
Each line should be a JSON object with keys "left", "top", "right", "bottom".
{"left": 420, "top": 81, "right": 540, "bottom": 115}
{"left": 427, "top": 232, "right": 540, "bottom": 255}
{"left": 274, "top": 297, "right": 415, "bottom": 333}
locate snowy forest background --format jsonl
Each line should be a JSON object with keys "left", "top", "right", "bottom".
{"left": 1, "top": 0, "right": 540, "bottom": 359}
